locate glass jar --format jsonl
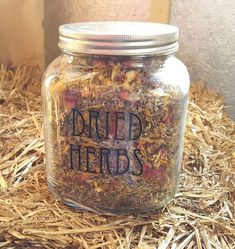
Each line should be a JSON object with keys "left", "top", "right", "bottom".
{"left": 42, "top": 22, "right": 190, "bottom": 214}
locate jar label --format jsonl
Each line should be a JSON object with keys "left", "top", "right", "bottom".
{"left": 68, "top": 108, "right": 144, "bottom": 176}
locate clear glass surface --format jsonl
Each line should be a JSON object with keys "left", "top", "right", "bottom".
{"left": 42, "top": 53, "right": 190, "bottom": 214}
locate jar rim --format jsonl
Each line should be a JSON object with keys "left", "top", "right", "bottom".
{"left": 58, "top": 22, "right": 179, "bottom": 56}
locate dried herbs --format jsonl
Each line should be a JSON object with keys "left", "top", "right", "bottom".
{"left": 44, "top": 55, "right": 188, "bottom": 214}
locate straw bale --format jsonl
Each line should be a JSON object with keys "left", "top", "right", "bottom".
{"left": 0, "top": 65, "right": 234, "bottom": 248}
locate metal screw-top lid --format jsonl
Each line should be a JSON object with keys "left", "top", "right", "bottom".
{"left": 59, "top": 22, "right": 179, "bottom": 56}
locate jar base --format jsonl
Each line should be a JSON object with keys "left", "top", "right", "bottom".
{"left": 64, "top": 196, "right": 175, "bottom": 215}
{"left": 48, "top": 182, "right": 176, "bottom": 215}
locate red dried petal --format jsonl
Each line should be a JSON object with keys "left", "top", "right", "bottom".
{"left": 121, "top": 60, "right": 132, "bottom": 67}
{"left": 163, "top": 114, "right": 173, "bottom": 124}
{"left": 118, "top": 89, "right": 129, "bottom": 102}
{"left": 93, "top": 60, "right": 107, "bottom": 68}
{"left": 143, "top": 165, "right": 164, "bottom": 180}
{"left": 63, "top": 90, "right": 78, "bottom": 108}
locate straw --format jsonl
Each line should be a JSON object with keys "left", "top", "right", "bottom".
{"left": 0, "top": 65, "right": 234, "bottom": 248}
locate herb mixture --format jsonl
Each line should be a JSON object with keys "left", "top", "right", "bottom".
{"left": 45, "top": 55, "right": 186, "bottom": 213}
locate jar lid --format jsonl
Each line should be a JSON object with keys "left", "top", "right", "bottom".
{"left": 59, "top": 22, "right": 179, "bottom": 56}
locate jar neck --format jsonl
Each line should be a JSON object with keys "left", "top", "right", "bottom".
{"left": 61, "top": 50, "right": 175, "bottom": 68}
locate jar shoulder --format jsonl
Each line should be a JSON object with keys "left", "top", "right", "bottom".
{"left": 43, "top": 55, "right": 67, "bottom": 80}
{"left": 42, "top": 54, "right": 190, "bottom": 95}
{"left": 156, "top": 56, "right": 190, "bottom": 94}
{"left": 42, "top": 55, "right": 69, "bottom": 94}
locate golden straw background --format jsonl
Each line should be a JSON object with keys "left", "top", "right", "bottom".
{"left": 0, "top": 65, "right": 234, "bottom": 248}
